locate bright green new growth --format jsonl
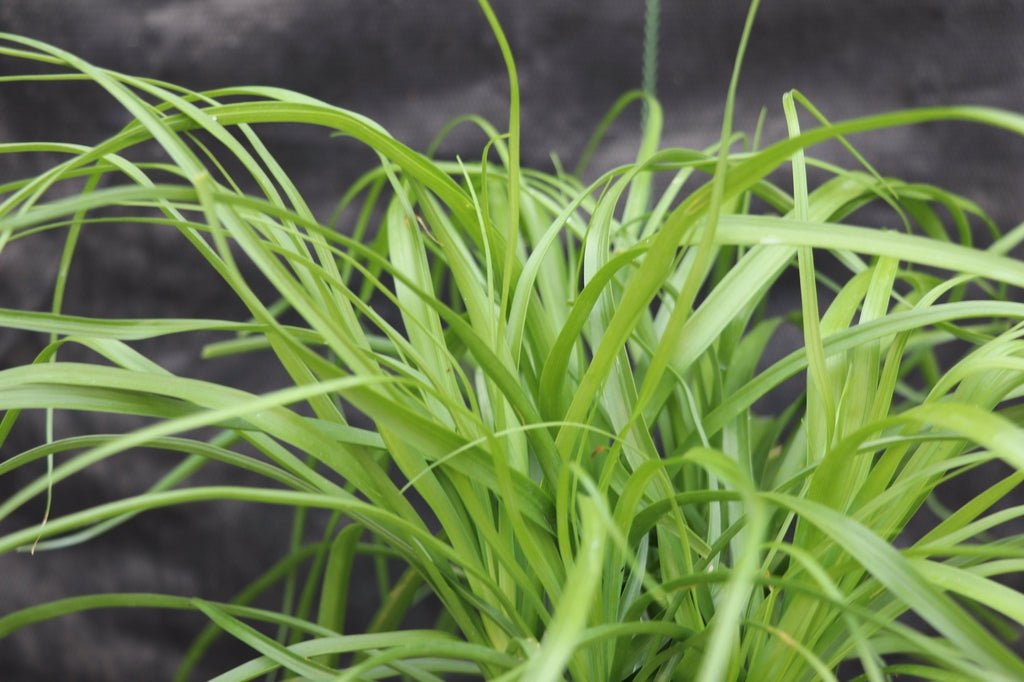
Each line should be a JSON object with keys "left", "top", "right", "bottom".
{"left": 2, "top": 1, "right": 1024, "bottom": 680}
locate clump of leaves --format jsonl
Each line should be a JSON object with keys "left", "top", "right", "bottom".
{"left": 2, "top": 2, "right": 1024, "bottom": 680}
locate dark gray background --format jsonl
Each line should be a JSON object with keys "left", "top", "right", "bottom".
{"left": 1, "top": 1, "right": 1022, "bottom": 680}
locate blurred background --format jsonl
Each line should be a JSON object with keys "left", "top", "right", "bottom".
{"left": 1, "top": 1, "right": 1022, "bottom": 679}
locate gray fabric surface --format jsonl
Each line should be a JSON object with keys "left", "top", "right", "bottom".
{"left": 1, "top": 1, "right": 1022, "bottom": 679}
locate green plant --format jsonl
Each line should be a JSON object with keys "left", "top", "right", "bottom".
{"left": 2, "top": 1, "right": 1024, "bottom": 680}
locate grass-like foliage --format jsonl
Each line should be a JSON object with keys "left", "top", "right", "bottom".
{"left": 3, "top": 1, "right": 1024, "bottom": 680}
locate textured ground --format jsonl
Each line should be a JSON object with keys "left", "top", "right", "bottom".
{"left": 1, "top": 1, "right": 1022, "bottom": 679}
